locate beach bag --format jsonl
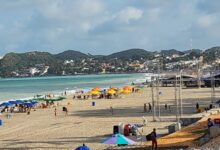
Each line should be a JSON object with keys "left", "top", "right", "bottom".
{"left": 146, "top": 133, "right": 152, "bottom": 141}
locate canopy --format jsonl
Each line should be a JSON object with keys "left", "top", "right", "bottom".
{"left": 102, "top": 134, "right": 136, "bottom": 145}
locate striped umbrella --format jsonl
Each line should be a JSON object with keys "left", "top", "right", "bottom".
{"left": 102, "top": 134, "right": 136, "bottom": 145}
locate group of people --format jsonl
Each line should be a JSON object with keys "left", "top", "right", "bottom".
{"left": 143, "top": 103, "right": 171, "bottom": 113}
{"left": 1, "top": 104, "right": 34, "bottom": 116}
{"left": 196, "top": 102, "right": 215, "bottom": 113}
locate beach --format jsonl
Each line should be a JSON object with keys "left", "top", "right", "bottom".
{"left": 0, "top": 86, "right": 219, "bottom": 150}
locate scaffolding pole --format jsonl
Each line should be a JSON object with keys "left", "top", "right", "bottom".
{"left": 151, "top": 77, "right": 156, "bottom": 121}
{"left": 179, "top": 73, "right": 183, "bottom": 117}
{"left": 156, "top": 76, "right": 160, "bottom": 120}
{"left": 175, "top": 75, "right": 180, "bottom": 122}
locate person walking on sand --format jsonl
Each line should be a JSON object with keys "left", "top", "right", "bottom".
{"left": 63, "top": 107, "right": 68, "bottom": 116}
{"left": 207, "top": 118, "right": 214, "bottom": 137}
{"left": 151, "top": 128, "right": 157, "bottom": 150}
{"left": 196, "top": 102, "right": 199, "bottom": 110}
{"left": 144, "top": 103, "right": 147, "bottom": 112}
{"left": 54, "top": 107, "right": 57, "bottom": 117}
{"left": 165, "top": 104, "right": 167, "bottom": 110}
{"left": 148, "top": 103, "right": 152, "bottom": 112}
{"left": 110, "top": 106, "right": 113, "bottom": 115}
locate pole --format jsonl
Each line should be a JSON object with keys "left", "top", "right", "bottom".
{"left": 175, "top": 75, "right": 179, "bottom": 122}
{"left": 211, "top": 71, "right": 215, "bottom": 103}
{"left": 156, "top": 76, "right": 160, "bottom": 120}
{"left": 151, "top": 77, "right": 156, "bottom": 121}
{"left": 179, "top": 73, "right": 183, "bottom": 117}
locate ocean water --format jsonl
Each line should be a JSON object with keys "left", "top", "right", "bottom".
{"left": 0, "top": 73, "right": 145, "bottom": 101}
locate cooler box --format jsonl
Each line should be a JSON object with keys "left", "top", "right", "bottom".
{"left": 113, "top": 125, "right": 119, "bottom": 134}
{"left": 123, "top": 124, "right": 130, "bottom": 136}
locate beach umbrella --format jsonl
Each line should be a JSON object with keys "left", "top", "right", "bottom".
{"left": 44, "top": 96, "right": 65, "bottom": 102}
{"left": 92, "top": 87, "right": 101, "bottom": 91}
{"left": 110, "top": 86, "right": 117, "bottom": 90}
{"left": 122, "top": 89, "right": 131, "bottom": 94}
{"left": 30, "top": 101, "right": 38, "bottom": 105}
{"left": 107, "top": 89, "right": 116, "bottom": 95}
{"left": 8, "top": 101, "right": 17, "bottom": 105}
{"left": 102, "top": 134, "right": 136, "bottom": 145}
{"left": 90, "top": 90, "right": 100, "bottom": 95}
{"left": 23, "top": 102, "right": 34, "bottom": 107}
{"left": 75, "top": 144, "right": 90, "bottom": 150}
{"left": 15, "top": 100, "right": 24, "bottom": 104}
{"left": 117, "top": 89, "right": 124, "bottom": 94}
{"left": 0, "top": 102, "right": 13, "bottom": 107}
{"left": 123, "top": 86, "right": 131, "bottom": 90}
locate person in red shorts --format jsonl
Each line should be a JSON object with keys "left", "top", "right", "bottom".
{"left": 151, "top": 128, "right": 157, "bottom": 150}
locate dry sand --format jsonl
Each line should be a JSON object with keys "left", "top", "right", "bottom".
{"left": 0, "top": 87, "right": 219, "bottom": 150}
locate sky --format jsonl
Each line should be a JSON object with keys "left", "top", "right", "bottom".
{"left": 0, "top": 0, "right": 220, "bottom": 56}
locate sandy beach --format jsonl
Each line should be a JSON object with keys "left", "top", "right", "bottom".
{"left": 0, "top": 86, "right": 219, "bottom": 150}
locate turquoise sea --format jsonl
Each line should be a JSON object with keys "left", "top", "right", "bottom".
{"left": 0, "top": 73, "right": 145, "bottom": 101}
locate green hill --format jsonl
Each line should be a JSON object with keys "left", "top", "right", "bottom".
{"left": 55, "top": 50, "right": 90, "bottom": 60}
{"left": 107, "top": 49, "right": 154, "bottom": 60}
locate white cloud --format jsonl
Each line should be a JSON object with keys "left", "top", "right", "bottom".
{"left": 197, "top": 15, "right": 217, "bottom": 28}
{"left": 0, "top": 0, "right": 220, "bottom": 55}
{"left": 117, "top": 7, "right": 143, "bottom": 23}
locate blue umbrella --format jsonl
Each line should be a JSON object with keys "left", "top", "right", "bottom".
{"left": 0, "top": 102, "right": 13, "bottom": 107}
{"left": 24, "top": 102, "right": 34, "bottom": 107}
{"left": 31, "top": 101, "right": 38, "bottom": 105}
{"left": 75, "top": 144, "right": 90, "bottom": 150}
{"left": 8, "top": 101, "right": 17, "bottom": 105}
{"left": 15, "top": 100, "right": 24, "bottom": 104}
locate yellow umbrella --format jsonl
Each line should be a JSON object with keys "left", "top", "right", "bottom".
{"left": 122, "top": 89, "right": 131, "bottom": 94}
{"left": 118, "top": 89, "right": 124, "bottom": 94}
{"left": 123, "top": 86, "right": 132, "bottom": 90}
{"left": 107, "top": 89, "right": 116, "bottom": 95}
{"left": 92, "top": 87, "right": 101, "bottom": 91}
{"left": 90, "top": 90, "right": 100, "bottom": 95}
